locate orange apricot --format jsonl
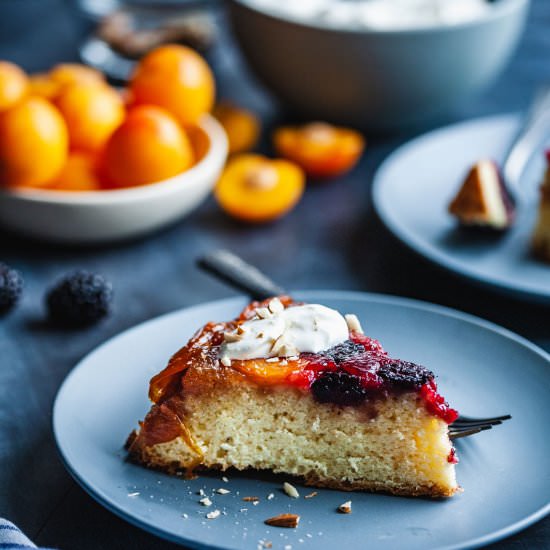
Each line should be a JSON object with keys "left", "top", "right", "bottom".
{"left": 213, "top": 101, "right": 260, "bottom": 154}
{"left": 0, "top": 96, "right": 68, "bottom": 188}
{"left": 215, "top": 154, "right": 304, "bottom": 223}
{"left": 231, "top": 357, "right": 305, "bottom": 386}
{"left": 129, "top": 44, "right": 215, "bottom": 127}
{"left": 28, "top": 73, "right": 60, "bottom": 100}
{"left": 49, "top": 63, "right": 105, "bottom": 88}
{"left": 101, "top": 104, "right": 194, "bottom": 188}
{"left": 0, "top": 61, "right": 28, "bottom": 112}
{"left": 273, "top": 122, "right": 365, "bottom": 178}
{"left": 49, "top": 152, "right": 102, "bottom": 191}
{"left": 55, "top": 82, "right": 125, "bottom": 152}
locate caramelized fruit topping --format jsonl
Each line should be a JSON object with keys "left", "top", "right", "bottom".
{"left": 148, "top": 297, "right": 458, "bottom": 424}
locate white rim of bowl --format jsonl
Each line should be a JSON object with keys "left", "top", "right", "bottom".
{"left": 230, "top": 0, "right": 530, "bottom": 35}
{"left": 0, "top": 113, "right": 228, "bottom": 205}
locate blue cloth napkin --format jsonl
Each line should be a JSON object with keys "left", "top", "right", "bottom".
{"left": 0, "top": 518, "right": 55, "bottom": 549}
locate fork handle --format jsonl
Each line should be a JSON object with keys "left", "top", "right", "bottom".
{"left": 197, "top": 250, "right": 286, "bottom": 301}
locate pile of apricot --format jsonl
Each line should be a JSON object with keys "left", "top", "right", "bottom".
{"left": 0, "top": 48, "right": 366, "bottom": 225}
{"left": 0, "top": 45, "right": 215, "bottom": 191}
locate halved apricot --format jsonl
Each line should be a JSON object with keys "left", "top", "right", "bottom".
{"left": 231, "top": 357, "right": 305, "bottom": 386}
{"left": 273, "top": 122, "right": 365, "bottom": 178}
{"left": 215, "top": 154, "right": 304, "bottom": 223}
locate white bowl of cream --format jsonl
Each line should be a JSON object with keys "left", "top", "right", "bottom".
{"left": 229, "top": 0, "right": 529, "bottom": 130}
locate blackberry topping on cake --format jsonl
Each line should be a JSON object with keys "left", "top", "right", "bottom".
{"left": 311, "top": 371, "right": 367, "bottom": 406}
{"left": 378, "top": 360, "right": 434, "bottom": 389}
{"left": 324, "top": 340, "right": 366, "bottom": 364}
{"left": 449, "top": 159, "right": 515, "bottom": 230}
{"left": 127, "top": 297, "right": 460, "bottom": 498}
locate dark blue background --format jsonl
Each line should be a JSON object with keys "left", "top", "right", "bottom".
{"left": 0, "top": 1, "right": 549, "bottom": 548}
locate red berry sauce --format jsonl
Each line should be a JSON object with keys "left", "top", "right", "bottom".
{"left": 286, "top": 333, "right": 458, "bottom": 424}
{"left": 447, "top": 447, "right": 459, "bottom": 464}
{"left": 420, "top": 380, "right": 459, "bottom": 424}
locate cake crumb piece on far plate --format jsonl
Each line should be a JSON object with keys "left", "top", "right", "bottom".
{"left": 199, "top": 497, "right": 212, "bottom": 507}
{"left": 267, "top": 493, "right": 275, "bottom": 500}
{"left": 222, "top": 476, "right": 229, "bottom": 483}
{"left": 206, "top": 509, "right": 220, "bottom": 519}
{"left": 304, "top": 491, "right": 317, "bottom": 499}
{"left": 216, "top": 488, "right": 230, "bottom": 494}
{"left": 338, "top": 501, "right": 352, "bottom": 514}
{"left": 242, "top": 496, "right": 259, "bottom": 502}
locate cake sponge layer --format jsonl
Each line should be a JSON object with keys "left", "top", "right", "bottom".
{"left": 128, "top": 376, "right": 458, "bottom": 498}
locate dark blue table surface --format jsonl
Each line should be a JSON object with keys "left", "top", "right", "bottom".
{"left": 0, "top": 1, "right": 549, "bottom": 548}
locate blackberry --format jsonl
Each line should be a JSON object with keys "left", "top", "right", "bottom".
{"left": 311, "top": 371, "right": 367, "bottom": 406}
{"left": 46, "top": 271, "right": 112, "bottom": 327}
{"left": 324, "top": 340, "right": 365, "bottom": 364}
{"left": 378, "top": 360, "right": 433, "bottom": 389}
{"left": 0, "top": 263, "right": 23, "bottom": 316}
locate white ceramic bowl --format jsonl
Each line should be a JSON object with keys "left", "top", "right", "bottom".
{"left": 229, "top": 0, "right": 530, "bottom": 130}
{"left": 0, "top": 115, "right": 228, "bottom": 244}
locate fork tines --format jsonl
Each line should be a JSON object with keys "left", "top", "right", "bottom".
{"left": 449, "top": 414, "right": 512, "bottom": 440}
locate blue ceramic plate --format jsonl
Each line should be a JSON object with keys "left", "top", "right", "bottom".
{"left": 53, "top": 291, "right": 550, "bottom": 550}
{"left": 373, "top": 114, "right": 550, "bottom": 302}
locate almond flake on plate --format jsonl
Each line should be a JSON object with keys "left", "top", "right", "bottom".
{"left": 264, "top": 513, "right": 300, "bottom": 528}
{"left": 283, "top": 482, "right": 299, "bottom": 498}
{"left": 206, "top": 509, "right": 221, "bottom": 519}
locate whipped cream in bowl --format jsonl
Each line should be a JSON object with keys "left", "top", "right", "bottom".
{"left": 220, "top": 298, "right": 354, "bottom": 363}
{"left": 244, "top": 0, "right": 493, "bottom": 31}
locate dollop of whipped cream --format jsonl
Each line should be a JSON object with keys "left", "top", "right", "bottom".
{"left": 220, "top": 299, "right": 350, "bottom": 362}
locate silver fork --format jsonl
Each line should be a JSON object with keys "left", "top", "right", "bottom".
{"left": 449, "top": 414, "right": 512, "bottom": 439}
{"left": 197, "top": 249, "right": 512, "bottom": 439}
